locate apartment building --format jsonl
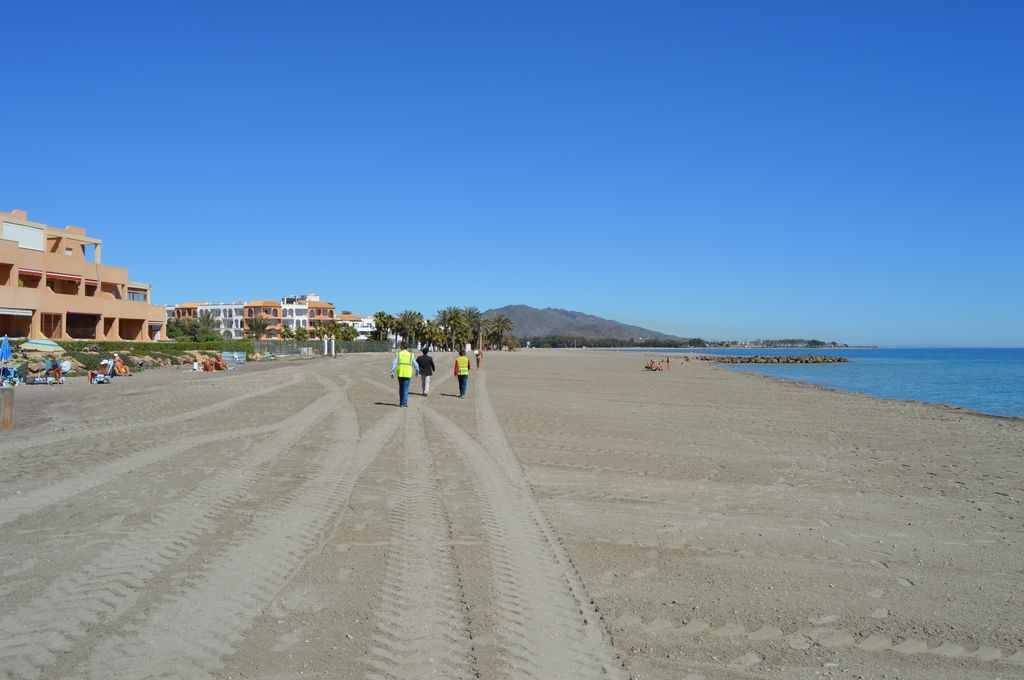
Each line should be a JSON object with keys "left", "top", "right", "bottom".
{"left": 0, "top": 209, "right": 167, "bottom": 340}
{"left": 336, "top": 314, "right": 377, "bottom": 340}
{"left": 167, "top": 293, "right": 336, "bottom": 339}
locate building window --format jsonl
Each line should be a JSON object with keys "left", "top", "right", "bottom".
{"left": 65, "top": 247, "right": 73, "bottom": 256}
{"left": 128, "top": 290, "right": 147, "bottom": 302}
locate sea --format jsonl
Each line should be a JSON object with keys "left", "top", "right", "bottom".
{"left": 633, "top": 347, "right": 1024, "bottom": 419}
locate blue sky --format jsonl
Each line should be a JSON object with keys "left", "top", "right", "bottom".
{"left": 2, "top": 1, "right": 1021, "bottom": 345}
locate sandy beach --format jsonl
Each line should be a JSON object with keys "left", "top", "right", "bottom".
{"left": 1, "top": 350, "right": 1021, "bottom": 679}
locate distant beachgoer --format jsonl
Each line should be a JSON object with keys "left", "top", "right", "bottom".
{"left": 214, "top": 357, "right": 229, "bottom": 371}
{"left": 476, "top": 346, "right": 484, "bottom": 369}
{"left": 202, "top": 358, "right": 214, "bottom": 372}
{"left": 455, "top": 348, "right": 471, "bottom": 398}
{"left": 88, "top": 359, "right": 114, "bottom": 384}
{"left": 416, "top": 348, "right": 435, "bottom": 397}
{"left": 665, "top": 356, "right": 671, "bottom": 371}
{"left": 46, "top": 364, "right": 65, "bottom": 384}
{"left": 113, "top": 353, "right": 131, "bottom": 376}
{"left": 390, "top": 342, "right": 418, "bottom": 407}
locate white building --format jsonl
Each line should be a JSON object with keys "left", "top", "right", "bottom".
{"left": 169, "top": 293, "right": 335, "bottom": 339}
{"left": 336, "top": 314, "right": 377, "bottom": 340}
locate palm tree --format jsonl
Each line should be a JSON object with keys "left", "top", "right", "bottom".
{"left": 196, "top": 310, "right": 220, "bottom": 334}
{"left": 463, "top": 306, "right": 483, "bottom": 350}
{"left": 420, "top": 321, "right": 446, "bottom": 351}
{"left": 245, "top": 315, "right": 270, "bottom": 340}
{"left": 395, "top": 310, "right": 424, "bottom": 346}
{"left": 372, "top": 311, "right": 393, "bottom": 343}
{"left": 434, "top": 306, "right": 464, "bottom": 350}
{"left": 485, "top": 313, "right": 514, "bottom": 349}
{"left": 279, "top": 325, "right": 295, "bottom": 340}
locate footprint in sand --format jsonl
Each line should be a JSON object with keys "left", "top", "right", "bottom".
{"left": 897, "top": 577, "right": 914, "bottom": 587}
{"left": 271, "top": 628, "right": 304, "bottom": 652}
{"left": 809, "top": 615, "right": 838, "bottom": 625}
{"left": 629, "top": 566, "right": 658, "bottom": 580}
{"left": 730, "top": 652, "right": 761, "bottom": 667}
{"left": 866, "top": 588, "right": 884, "bottom": 598}
{"left": 616, "top": 613, "right": 643, "bottom": 629}
{"left": 871, "top": 607, "right": 889, "bottom": 619}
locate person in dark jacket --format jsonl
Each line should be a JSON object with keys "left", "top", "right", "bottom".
{"left": 415, "top": 348, "right": 436, "bottom": 397}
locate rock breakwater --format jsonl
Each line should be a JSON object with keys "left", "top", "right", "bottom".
{"left": 693, "top": 354, "right": 849, "bottom": 364}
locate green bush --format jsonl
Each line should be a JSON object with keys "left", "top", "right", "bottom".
{"left": 57, "top": 339, "right": 252, "bottom": 354}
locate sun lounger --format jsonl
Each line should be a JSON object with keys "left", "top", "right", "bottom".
{"left": 1, "top": 364, "right": 28, "bottom": 386}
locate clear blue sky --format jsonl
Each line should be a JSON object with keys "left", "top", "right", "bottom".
{"left": 2, "top": 1, "right": 1021, "bottom": 345}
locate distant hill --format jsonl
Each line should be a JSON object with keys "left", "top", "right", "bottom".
{"left": 483, "top": 305, "right": 677, "bottom": 341}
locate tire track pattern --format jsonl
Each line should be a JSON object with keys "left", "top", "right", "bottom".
{"left": 424, "top": 403, "right": 626, "bottom": 679}
{"left": 366, "top": 411, "right": 475, "bottom": 680}
{"left": 84, "top": 404, "right": 403, "bottom": 679}
{"left": 0, "top": 371, "right": 302, "bottom": 456}
{"left": 616, "top": 613, "right": 1024, "bottom": 665}
{"left": 0, "top": 376, "right": 313, "bottom": 526}
{"left": 0, "top": 379, "right": 342, "bottom": 680}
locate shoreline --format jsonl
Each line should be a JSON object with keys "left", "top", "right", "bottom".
{"left": 709, "top": 362, "right": 1024, "bottom": 423}
{"left": 582, "top": 347, "right": 1024, "bottom": 421}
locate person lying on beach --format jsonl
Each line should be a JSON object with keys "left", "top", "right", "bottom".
{"left": 213, "top": 357, "right": 228, "bottom": 371}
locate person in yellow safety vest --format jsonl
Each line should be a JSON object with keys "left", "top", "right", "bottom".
{"left": 390, "top": 342, "right": 419, "bottom": 407}
{"left": 454, "top": 348, "right": 471, "bottom": 398}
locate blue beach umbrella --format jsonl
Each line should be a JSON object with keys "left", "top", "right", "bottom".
{"left": 0, "top": 335, "right": 12, "bottom": 364}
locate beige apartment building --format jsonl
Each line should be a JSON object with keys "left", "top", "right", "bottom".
{"left": 0, "top": 209, "right": 167, "bottom": 341}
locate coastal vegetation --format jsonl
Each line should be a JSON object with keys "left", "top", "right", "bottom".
{"left": 370, "top": 307, "right": 516, "bottom": 351}
{"left": 165, "top": 311, "right": 223, "bottom": 342}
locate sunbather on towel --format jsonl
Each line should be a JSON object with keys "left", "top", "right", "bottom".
{"left": 202, "top": 358, "right": 214, "bottom": 372}
{"left": 214, "top": 358, "right": 228, "bottom": 371}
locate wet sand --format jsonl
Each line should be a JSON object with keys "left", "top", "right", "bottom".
{"left": 1, "top": 350, "right": 1021, "bottom": 679}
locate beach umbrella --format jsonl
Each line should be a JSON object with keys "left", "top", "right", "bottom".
{"left": 19, "top": 337, "right": 63, "bottom": 353}
{"left": 0, "top": 335, "right": 11, "bottom": 364}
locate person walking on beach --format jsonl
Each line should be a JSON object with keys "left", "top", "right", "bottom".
{"left": 454, "top": 348, "right": 471, "bottom": 398}
{"left": 390, "top": 342, "right": 418, "bottom": 407}
{"left": 416, "top": 347, "right": 435, "bottom": 397}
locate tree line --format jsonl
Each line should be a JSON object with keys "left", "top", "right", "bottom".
{"left": 168, "top": 306, "right": 516, "bottom": 350}
{"left": 372, "top": 307, "right": 515, "bottom": 351}
{"left": 166, "top": 311, "right": 359, "bottom": 342}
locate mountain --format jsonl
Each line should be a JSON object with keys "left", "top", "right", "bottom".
{"left": 483, "top": 305, "right": 677, "bottom": 340}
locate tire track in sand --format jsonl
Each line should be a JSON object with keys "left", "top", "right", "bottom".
{"left": 422, "top": 375, "right": 627, "bottom": 679}
{"left": 366, "top": 409, "right": 475, "bottom": 680}
{"left": 0, "top": 376, "right": 318, "bottom": 527}
{"left": 0, "top": 370, "right": 302, "bottom": 456}
{"left": 0, "top": 377, "right": 343, "bottom": 680}
{"left": 83, "top": 396, "right": 403, "bottom": 679}
{"left": 612, "top": 611, "right": 1024, "bottom": 667}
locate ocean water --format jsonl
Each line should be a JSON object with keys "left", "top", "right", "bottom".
{"left": 642, "top": 348, "right": 1024, "bottom": 418}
